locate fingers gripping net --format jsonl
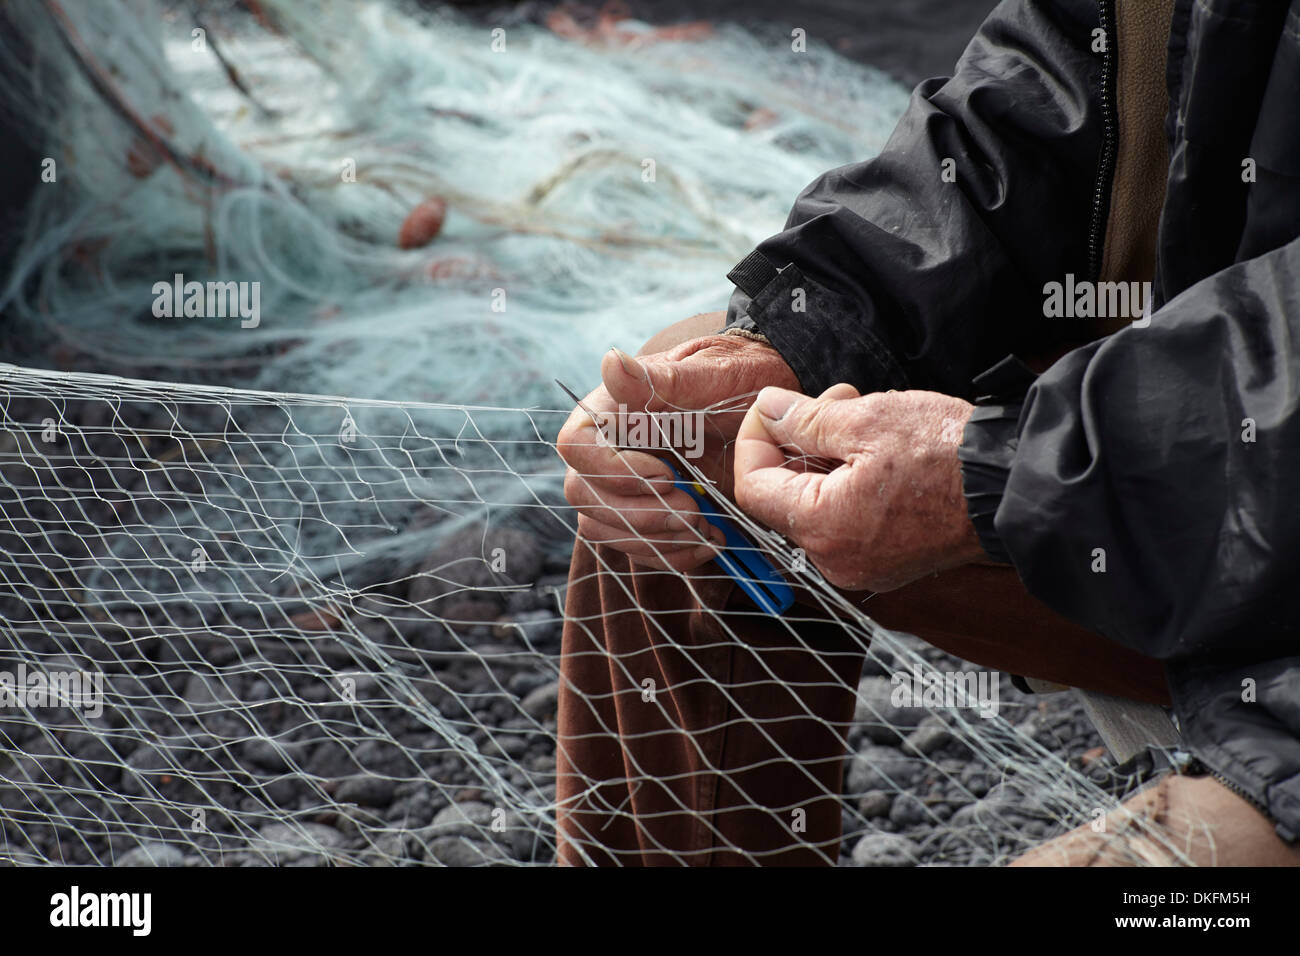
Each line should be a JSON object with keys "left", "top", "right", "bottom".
{"left": 0, "top": 364, "right": 1193, "bottom": 866}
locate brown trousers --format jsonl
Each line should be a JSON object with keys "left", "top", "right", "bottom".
{"left": 554, "top": 538, "right": 1202, "bottom": 865}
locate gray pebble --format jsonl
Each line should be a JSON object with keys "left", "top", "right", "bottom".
{"left": 335, "top": 775, "right": 397, "bottom": 808}
{"left": 426, "top": 800, "right": 497, "bottom": 841}
{"left": 858, "top": 790, "right": 893, "bottom": 819}
{"left": 855, "top": 676, "right": 925, "bottom": 744}
{"left": 845, "top": 746, "right": 923, "bottom": 794}
{"left": 426, "top": 836, "right": 505, "bottom": 867}
{"left": 253, "top": 822, "right": 344, "bottom": 865}
{"left": 904, "top": 715, "right": 953, "bottom": 755}
{"left": 851, "top": 832, "right": 918, "bottom": 867}
{"left": 241, "top": 736, "right": 304, "bottom": 773}
{"left": 520, "top": 681, "right": 559, "bottom": 719}
{"left": 889, "top": 792, "right": 928, "bottom": 828}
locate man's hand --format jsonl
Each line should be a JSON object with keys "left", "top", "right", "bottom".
{"left": 733, "top": 385, "right": 986, "bottom": 592}
{"left": 557, "top": 334, "right": 800, "bottom": 571}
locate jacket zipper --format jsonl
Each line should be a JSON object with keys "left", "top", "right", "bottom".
{"left": 1087, "top": 0, "right": 1118, "bottom": 281}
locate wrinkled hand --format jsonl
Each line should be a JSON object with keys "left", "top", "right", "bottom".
{"left": 733, "top": 385, "right": 986, "bottom": 592}
{"left": 556, "top": 334, "right": 800, "bottom": 570}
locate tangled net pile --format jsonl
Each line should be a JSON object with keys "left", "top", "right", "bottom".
{"left": 0, "top": 0, "right": 1190, "bottom": 865}
{"left": 0, "top": 0, "right": 910, "bottom": 401}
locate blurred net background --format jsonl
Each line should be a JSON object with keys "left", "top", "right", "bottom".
{"left": 0, "top": 0, "right": 1182, "bottom": 866}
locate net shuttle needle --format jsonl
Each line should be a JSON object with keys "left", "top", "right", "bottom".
{"left": 555, "top": 379, "right": 794, "bottom": 615}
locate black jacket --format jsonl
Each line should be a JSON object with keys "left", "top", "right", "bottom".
{"left": 725, "top": 0, "right": 1300, "bottom": 841}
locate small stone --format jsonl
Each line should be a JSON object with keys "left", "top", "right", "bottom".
{"left": 258, "top": 775, "right": 302, "bottom": 808}
{"left": 253, "top": 822, "right": 344, "bottom": 865}
{"left": 427, "top": 800, "right": 496, "bottom": 841}
{"left": 335, "top": 775, "right": 397, "bottom": 808}
{"left": 364, "top": 831, "right": 411, "bottom": 864}
{"left": 528, "top": 753, "right": 557, "bottom": 774}
{"left": 851, "top": 832, "right": 918, "bottom": 867}
{"left": 520, "top": 681, "right": 559, "bottom": 719}
{"left": 483, "top": 735, "right": 529, "bottom": 759}
{"left": 845, "top": 746, "right": 923, "bottom": 794}
{"left": 353, "top": 739, "right": 414, "bottom": 777}
{"left": 904, "top": 716, "right": 953, "bottom": 755}
{"left": 858, "top": 791, "right": 893, "bottom": 819}
{"left": 855, "top": 676, "right": 924, "bottom": 744}
{"left": 182, "top": 672, "right": 238, "bottom": 708}
{"left": 508, "top": 671, "right": 554, "bottom": 699}
{"left": 426, "top": 836, "right": 503, "bottom": 867}
{"left": 241, "top": 736, "right": 303, "bottom": 773}
{"left": 889, "top": 792, "right": 928, "bottom": 828}
{"left": 305, "top": 740, "right": 354, "bottom": 779}
{"left": 959, "top": 764, "right": 995, "bottom": 799}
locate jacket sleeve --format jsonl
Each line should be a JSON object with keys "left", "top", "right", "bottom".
{"left": 958, "top": 235, "right": 1300, "bottom": 663}
{"left": 724, "top": 0, "right": 1104, "bottom": 398}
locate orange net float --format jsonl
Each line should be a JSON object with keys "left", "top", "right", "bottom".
{"left": 397, "top": 197, "right": 448, "bottom": 250}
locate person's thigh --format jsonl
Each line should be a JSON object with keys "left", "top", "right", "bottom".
{"left": 1010, "top": 773, "right": 1300, "bottom": 866}
{"left": 860, "top": 563, "right": 1171, "bottom": 706}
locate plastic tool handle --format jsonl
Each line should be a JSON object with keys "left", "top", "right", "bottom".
{"left": 664, "top": 462, "right": 794, "bottom": 615}
{"left": 549, "top": 380, "right": 793, "bottom": 615}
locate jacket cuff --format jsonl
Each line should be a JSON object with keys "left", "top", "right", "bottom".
{"left": 956, "top": 356, "right": 1039, "bottom": 565}
{"left": 723, "top": 285, "right": 761, "bottom": 334}
{"left": 723, "top": 250, "right": 908, "bottom": 396}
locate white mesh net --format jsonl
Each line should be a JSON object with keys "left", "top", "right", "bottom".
{"left": 0, "top": 362, "right": 1190, "bottom": 866}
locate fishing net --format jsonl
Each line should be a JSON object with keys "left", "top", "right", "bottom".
{"left": 0, "top": 0, "right": 911, "bottom": 404}
{"left": 0, "top": 361, "right": 1191, "bottom": 866}
{"left": 0, "top": 0, "right": 1192, "bottom": 866}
